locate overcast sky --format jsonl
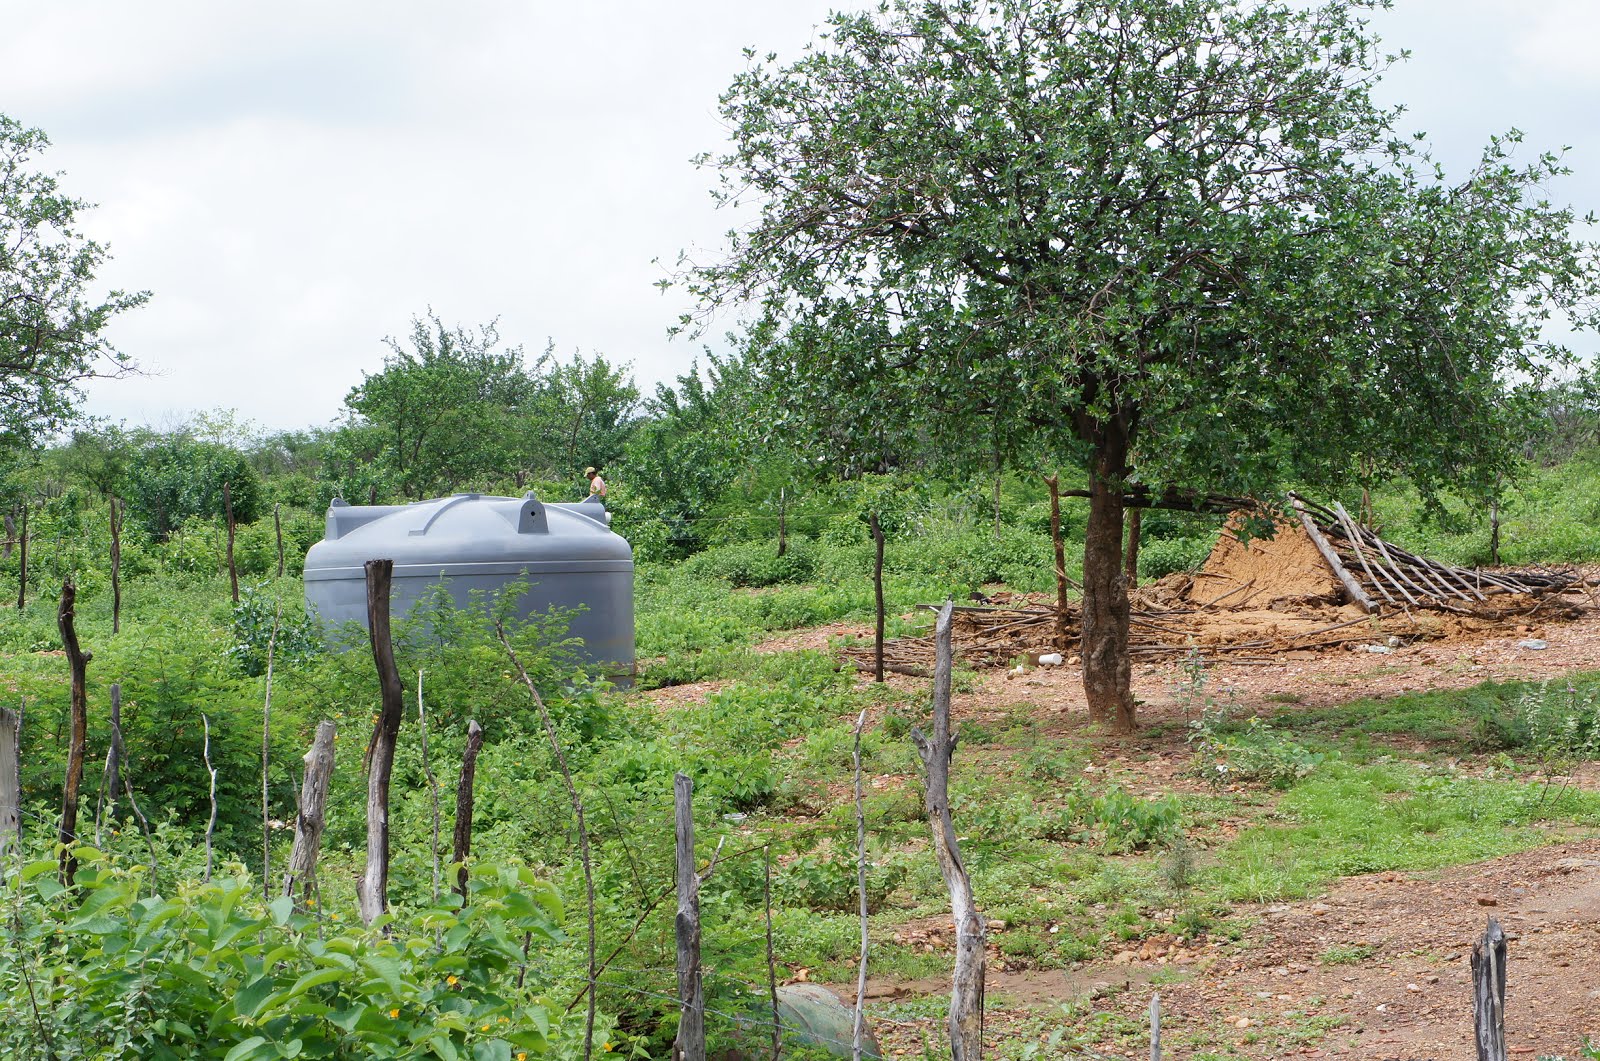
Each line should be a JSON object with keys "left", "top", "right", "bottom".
{"left": 3, "top": 0, "right": 1596, "bottom": 435}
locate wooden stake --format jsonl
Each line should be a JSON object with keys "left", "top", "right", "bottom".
{"left": 57, "top": 579, "right": 91, "bottom": 887}
{"left": 852, "top": 709, "right": 871, "bottom": 1061}
{"left": 500, "top": 626, "right": 597, "bottom": 1061}
{"left": 417, "top": 671, "right": 442, "bottom": 902}
{"left": 765, "top": 844, "right": 781, "bottom": 1061}
{"left": 94, "top": 684, "right": 125, "bottom": 844}
{"left": 359, "top": 559, "right": 406, "bottom": 926}
{"left": 274, "top": 502, "right": 286, "bottom": 578}
{"left": 283, "top": 721, "right": 336, "bottom": 906}
{"left": 912, "top": 602, "right": 986, "bottom": 1059}
{"left": 1150, "top": 992, "right": 1161, "bottom": 1061}
{"left": 870, "top": 511, "right": 886, "bottom": 683}
{"left": 452, "top": 720, "right": 485, "bottom": 901}
{"left": 16, "top": 505, "right": 27, "bottom": 610}
{"left": 202, "top": 713, "right": 219, "bottom": 882}
{"left": 776, "top": 487, "right": 787, "bottom": 559}
{"left": 224, "top": 480, "right": 239, "bottom": 604}
{"left": 261, "top": 607, "right": 278, "bottom": 902}
{"left": 0, "top": 705, "right": 19, "bottom": 862}
{"left": 110, "top": 497, "right": 122, "bottom": 635}
{"left": 1472, "top": 917, "right": 1507, "bottom": 1061}
{"left": 1046, "top": 474, "right": 1071, "bottom": 652}
{"left": 674, "top": 772, "right": 705, "bottom": 1061}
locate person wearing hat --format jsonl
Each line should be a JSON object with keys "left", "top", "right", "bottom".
{"left": 584, "top": 466, "right": 607, "bottom": 499}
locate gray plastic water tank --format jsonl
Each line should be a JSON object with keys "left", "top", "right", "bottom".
{"left": 303, "top": 493, "right": 633, "bottom": 680}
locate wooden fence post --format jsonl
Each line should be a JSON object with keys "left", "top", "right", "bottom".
{"left": 0, "top": 705, "right": 20, "bottom": 862}
{"left": 57, "top": 579, "right": 91, "bottom": 886}
{"left": 1045, "top": 475, "right": 1070, "bottom": 653}
{"left": 852, "top": 709, "right": 870, "bottom": 1061}
{"left": 359, "top": 559, "right": 405, "bottom": 925}
{"left": 912, "top": 602, "right": 986, "bottom": 1059}
{"left": 110, "top": 497, "right": 123, "bottom": 635}
{"left": 870, "top": 512, "right": 885, "bottom": 683}
{"left": 1149, "top": 992, "right": 1161, "bottom": 1061}
{"left": 224, "top": 480, "right": 239, "bottom": 604}
{"left": 1472, "top": 917, "right": 1507, "bottom": 1061}
{"left": 283, "top": 721, "right": 336, "bottom": 906}
{"left": 452, "top": 720, "right": 485, "bottom": 901}
{"left": 674, "top": 772, "right": 705, "bottom": 1061}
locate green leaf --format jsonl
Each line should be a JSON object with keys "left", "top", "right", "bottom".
{"left": 471, "top": 1040, "right": 512, "bottom": 1061}
{"left": 222, "top": 1036, "right": 269, "bottom": 1061}
{"left": 268, "top": 896, "right": 295, "bottom": 927}
{"left": 235, "top": 977, "right": 276, "bottom": 1019}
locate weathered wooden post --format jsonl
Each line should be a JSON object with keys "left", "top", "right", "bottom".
{"left": 1149, "top": 992, "right": 1161, "bottom": 1061}
{"left": 852, "top": 709, "right": 871, "bottom": 1061}
{"left": 223, "top": 480, "right": 239, "bottom": 604}
{"left": 452, "top": 720, "right": 485, "bottom": 901}
{"left": 1045, "top": 475, "right": 1070, "bottom": 653}
{"left": 282, "top": 721, "right": 336, "bottom": 906}
{"left": 674, "top": 772, "right": 705, "bottom": 1061}
{"left": 869, "top": 511, "right": 886, "bottom": 683}
{"left": 0, "top": 705, "right": 20, "bottom": 862}
{"left": 274, "top": 502, "right": 286, "bottom": 578}
{"left": 110, "top": 497, "right": 123, "bottom": 634}
{"left": 57, "top": 579, "right": 91, "bottom": 886}
{"left": 359, "top": 559, "right": 405, "bottom": 925}
{"left": 1472, "top": 917, "right": 1507, "bottom": 1061}
{"left": 912, "top": 602, "right": 986, "bottom": 1059}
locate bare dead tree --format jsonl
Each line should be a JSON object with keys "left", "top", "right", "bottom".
{"left": 498, "top": 623, "right": 597, "bottom": 1061}
{"left": 283, "top": 721, "right": 336, "bottom": 906}
{"left": 452, "top": 720, "right": 485, "bottom": 902}
{"left": 359, "top": 559, "right": 406, "bottom": 926}
{"left": 57, "top": 579, "right": 91, "bottom": 887}
{"left": 912, "top": 602, "right": 987, "bottom": 1060}
{"left": 416, "top": 671, "right": 443, "bottom": 902}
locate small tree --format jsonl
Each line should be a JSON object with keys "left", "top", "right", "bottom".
{"left": 0, "top": 114, "right": 148, "bottom": 444}
{"left": 687, "top": 0, "right": 1600, "bottom": 730}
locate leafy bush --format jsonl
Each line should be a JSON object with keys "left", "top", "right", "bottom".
{"left": 1137, "top": 536, "right": 1210, "bottom": 579}
{"left": 1189, "top": 710, "right": 1329, "bottom": 789}
{"left": 0, "top": 853, "right": 578, "bottom": 1059}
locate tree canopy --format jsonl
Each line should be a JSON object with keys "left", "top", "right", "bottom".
{"left": 0, "top": 114, "right": 147, "bottom": 448}
{"left": 688, "top": 0, "right": 1600, "bottom": 730}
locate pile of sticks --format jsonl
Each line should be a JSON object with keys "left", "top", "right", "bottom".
{"left": 1288, "top": 494, "right": 1587, "bottom": 618}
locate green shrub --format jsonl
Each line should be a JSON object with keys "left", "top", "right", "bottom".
{"left": 0, "top": 853, "right": 578, "bottom": 1059}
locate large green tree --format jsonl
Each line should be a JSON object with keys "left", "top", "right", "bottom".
{"left": 688, "top": 0, "right": 1600, "bottom": 730}
{"left": 0, "top": 115, "right": 147, "bottom": 446}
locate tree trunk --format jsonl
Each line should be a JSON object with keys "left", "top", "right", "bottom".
{"left": 1489, "top": 499, "right": 1501, "bottom": 567}
{"left": 452, "top": 720, "right": 485, "bottom": 901}
{"left": 283, "top": 721, "right": 336, "bottom": 906}
{"left": 1123, "top": 507, "right": 1142, "bottom": 589}
{"left": 2, "top": 509, "right": 12, "bottom": 561}
{"left": 776, "top": 487, "right": 787, "bottom": 558}
{"left": 1081, "top": 423, "right": 1135, "bottom": 732}
{"left": 359, "top": 559, "right": 406, "bottom": 925}
{"left": 57, "top": 579, "right": 91, "bottom": 885}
